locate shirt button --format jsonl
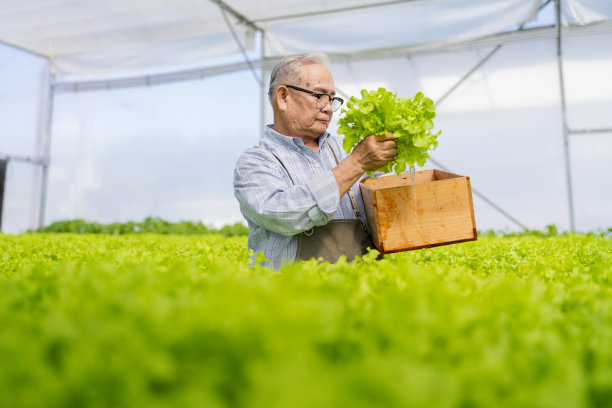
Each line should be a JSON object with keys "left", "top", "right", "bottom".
{"left": 315, "top": 163, "right": 320, "bottom": 168}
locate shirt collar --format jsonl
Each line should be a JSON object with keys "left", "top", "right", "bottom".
{"left": 264, "top": 124, "right": 330, "bottom": 151}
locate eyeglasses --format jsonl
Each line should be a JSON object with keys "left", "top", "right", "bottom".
{"left": 285, "top": 84, "right": 344, "bottom": 112}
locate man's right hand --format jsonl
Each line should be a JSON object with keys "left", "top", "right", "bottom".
{"left": 350, "top": 133, "right": 397, "bottom": 172}
{"left": 332, "top": 133, "right": 397, "bottom": 197}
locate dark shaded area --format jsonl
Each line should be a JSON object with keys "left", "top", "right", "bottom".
{"left": 0, "top": 159, "right": 6, "bottom": 231}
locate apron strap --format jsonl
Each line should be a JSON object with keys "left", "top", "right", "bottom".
{"left": 327, "top": 144, "right": 366, "bottom": 226}
{"left": 269, "top": 152, "right": 296, "bottom": 185}
{"left": 270, "top": 140, "right": 367, "bottom": 230}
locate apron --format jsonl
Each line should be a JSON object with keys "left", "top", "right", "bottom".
{"left": 296, "top": 197, "right": 373, "bottom": 263}
{"left": 273, "top": 143, "right": 375, "bottom": 264}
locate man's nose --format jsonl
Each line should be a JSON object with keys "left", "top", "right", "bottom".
{"left": 320, "top": 99, "right": 333, "bottom": 114}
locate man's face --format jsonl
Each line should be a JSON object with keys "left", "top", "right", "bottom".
{"left": 280, "top": 63, "right": 335, "bottom": 141}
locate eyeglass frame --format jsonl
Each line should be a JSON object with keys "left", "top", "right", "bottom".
{"left": 284, "top": 84, "right": 344, "bottom": 112}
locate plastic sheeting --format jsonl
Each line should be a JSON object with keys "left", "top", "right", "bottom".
{"left": 562, "top": 0, "right": 612, "bottom": 25}
{"left": 2, "top": 0, "right": 611, "bottom": 80}
{"left": 257, "top": 0, "right": 541, "bottom": 56}
{"left": 0, "top": 0, "right": 250, "bottom": 78}
{"left": 0, "top": 0, "right": 543, "bottom": 79}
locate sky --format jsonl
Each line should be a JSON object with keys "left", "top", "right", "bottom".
{"left": 1, "top": 4, "right": 611, "bottom": 234}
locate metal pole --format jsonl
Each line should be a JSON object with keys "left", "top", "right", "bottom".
{"left": 569, "top": 128, "right": 612, "bottom": 135}
{"left": 436, "top": 45, "right": 502, "bottom": 107}
{"left": 219, "top": 7, "right": 262, "bottom": 86}
{"left": 38, "top": 66, "right": 55, "bottom": 229}
{"left": 260, "top": 31, "right": 266, "bottom": 140}
{"left": 0, "top": 154, "right": 45, "bottom": 165}
{"left": 260, "top": 68, "right": 267, "bottom": 140}
{"left": 555, "top": 0, "right": 576, "bottom": 231}
{"left": 433, "top": 0, "right": 548, "bottom": 108}
{"left": 428, "top": 157, "right": 528, "bottom": 230}
{"left": 0, "top": 159, "right": 7, "bottom": 231}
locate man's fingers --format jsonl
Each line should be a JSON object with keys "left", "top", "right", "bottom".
{"left": 375, "top": 133, "right": 398, "bottom": 142}
{"left": 360, "top": 134, "right": 398, "bottom": 166}
{"left": 376, "top": 148, "right": 396, "bottom": 162}
{"left": 366, "top": 135, "right": 396, "bottom": 146}
{"left": 382, "top": 140, "right": 396, "bottom": 150}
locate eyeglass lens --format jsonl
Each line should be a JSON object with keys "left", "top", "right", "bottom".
{"left": 316, "top": 95, "right": 342, "bottom": 112}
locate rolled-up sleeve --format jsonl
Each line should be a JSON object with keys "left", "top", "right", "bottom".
{"left": 234, "top": 150, "right": 340, "bottom": 237}
{"left": 305, "top": 169, "right": 339, "bottom": 226}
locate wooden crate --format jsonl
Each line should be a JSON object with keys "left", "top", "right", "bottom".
{"left": 359, "top": 169, "right": 477, "bottom": 254}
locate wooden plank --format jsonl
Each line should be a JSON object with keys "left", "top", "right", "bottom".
{"left": 361, "top": 169, "right": 436, "bottom": 189}
{"left": 466, "top": 177, "right": 478, "bottom": 235}
{"left": 433, "top": 169, "right": 464, "bottom": 181}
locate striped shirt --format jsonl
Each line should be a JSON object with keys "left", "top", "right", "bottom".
{"left": 233, "top": 125, "right": 370, "bottom": 270}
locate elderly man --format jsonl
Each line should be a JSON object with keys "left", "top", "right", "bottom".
{"left": 234, "top": 53, "right": 396, "bottom": 269}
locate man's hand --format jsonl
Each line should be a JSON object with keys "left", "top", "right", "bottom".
{"left": 332, "top": 133, "right": 397, "bottom": 197}
{"left": 350, "top": 133, "right": 397, "bottom": 172}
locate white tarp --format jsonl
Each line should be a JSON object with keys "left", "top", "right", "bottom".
{"left": 0, "top": 0, "right": 249, "bottom": 78}
{"left": 254, "top": 0, "right": 541, "bottom": 56}
{"left": 562, "top": 0, "right": 612, "bottom": 25}
{"left": 2, "top": 0, "right": 612, "bottom": 81}
{"left": 0, "top": 0, "right": 543, "bottom": 80}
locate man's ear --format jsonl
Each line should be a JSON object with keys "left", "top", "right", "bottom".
{"left": 276, "top": 86, "right": 288, "bottom": 112}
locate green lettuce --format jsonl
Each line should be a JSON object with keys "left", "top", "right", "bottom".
{"left": 338, "top": 88, "right": 441, "bottom": 175}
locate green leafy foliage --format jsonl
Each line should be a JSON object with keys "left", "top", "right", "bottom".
{"left": 0, "top": 232, "right": 611, "bottom": 407}
{"left": 338, "top": 88, "right": 441, "bottom": 174}
{"left": 33, "top": 217, "right": 249, "bottom": 236}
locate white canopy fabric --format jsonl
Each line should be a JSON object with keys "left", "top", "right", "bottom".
{"left": 0, "top": 0, "right": 567, "bottom": 80}
{"left": 255, "top": 0, "right": 541, "bottom": 56}
{"left": 563, "top": 0, "right": 612, "bottom": 24}
{"left": 0, "top": 0, "right": 250, "bottom": 79}
{"left": 2, "top": 0, "right": 611, "bottom": 81}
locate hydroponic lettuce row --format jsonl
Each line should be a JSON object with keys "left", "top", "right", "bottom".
{"left": 1, "top": 232, "right": 611, "bottom": 407}
{"left": 33, "top": 217, "right": 248, "bottom": 236}
{"left": 338, "top": 88, "right": 441, "bottom": 175}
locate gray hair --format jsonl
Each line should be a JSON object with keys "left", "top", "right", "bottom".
{"left": 267, "top": 53, "right": 330, "bottom": 103}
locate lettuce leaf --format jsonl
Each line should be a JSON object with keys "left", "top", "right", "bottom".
{"left": 338, "top": 88, "right": 441, "bottom": 175}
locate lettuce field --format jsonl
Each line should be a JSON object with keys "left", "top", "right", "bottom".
{"left": 1, "top": 229, "right": 611, "bottom": 407}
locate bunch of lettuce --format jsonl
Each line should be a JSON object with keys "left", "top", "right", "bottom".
{"left": 338, "top": 87, "right": 441, "bottom": 175}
